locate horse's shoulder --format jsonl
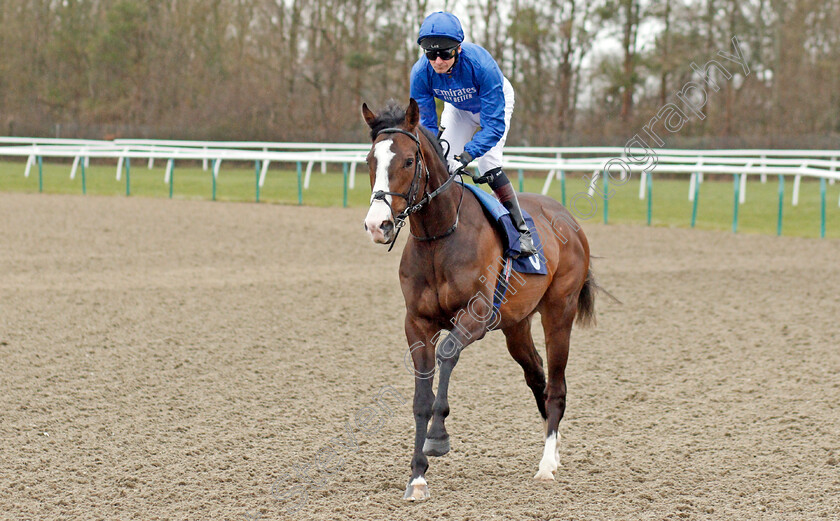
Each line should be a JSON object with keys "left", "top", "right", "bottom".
{"left": 398, "top": 268, "right": 442, "bottom": 319}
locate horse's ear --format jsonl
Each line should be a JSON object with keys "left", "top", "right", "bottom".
{"left": 362, "top": 103, "right": 377, "bottom": 128}
{"left": 406, "top": 98, "right": 420, "bottom": 129}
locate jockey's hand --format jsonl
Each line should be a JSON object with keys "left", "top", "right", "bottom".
{"left": 454, "top": 152, "right": 473, "bottom": 168}
{"left": 447, "top": 157, "right": 464, "bottom": 174}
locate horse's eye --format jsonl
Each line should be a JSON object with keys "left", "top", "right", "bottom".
{"left": 404, "top": 158, "right": 414, "bottom": 168}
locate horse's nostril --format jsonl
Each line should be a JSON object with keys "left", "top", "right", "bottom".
{"left": 364, "top": 221, "right": 368, "bottom": 231}
{"left": 381, "top": 221, "right": 394, "bottom": 234}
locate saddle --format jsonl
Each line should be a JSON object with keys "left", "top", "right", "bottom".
{"left": 460, "top": 181, "right": 547, "bottom": 276}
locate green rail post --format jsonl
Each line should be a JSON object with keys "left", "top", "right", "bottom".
{"left": 560, "top": 170, "right": 566, "bottom": 206}
{"left": 168, "top": 160, "right": 174, "bottom": 199}
{"left": 343, "top": 162, "right": 348, "bottom": 208}
{"left": 777, "top": 175, "right": 784, "bottom": 236}
{"left": 298, "top": 161, "right": 303, "bottom": 204}
{"left": 518, "top": 169, "right": 524, "bottom": 192}
{"left": 255, "top": 161, "right": 260, "bottom": 203}
{"left": 690, "top": 173, "right": 700, "bottom": 228}
{"left": 211, "top": 159, "right": 217, "bottom": 201}
{"left": 602, "top": 170, "right": 609, "bottom": 224}
{"left": 296, "top": 161, "right": 303, "bottom": 205}
{"left": 732, "top": 173, "right": 740, "bottom": 233}
{"left": 125, "top": 158, "right": 130, "bottom": 196}
{"left": 646, "top": 172, "right": 653, "bottom": 226}
{"left": 38, "top": 156, "right": 43, "bottom": 193}
{"left": 125, "top": 157, "right": 131, "bottom": 196}
{"left": 81, "top": 158, "right": 86, "bottom": 195}
{"left": 820, "top": 177, "right": 827, "bottom": 238}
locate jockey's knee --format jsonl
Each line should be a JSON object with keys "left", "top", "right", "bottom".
{"left": 483, "top": 167, "right": 508, "bottom": 189}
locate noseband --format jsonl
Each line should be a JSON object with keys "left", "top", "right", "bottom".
{"left": 371, "top": 127, "right": 464, "bottom": 251}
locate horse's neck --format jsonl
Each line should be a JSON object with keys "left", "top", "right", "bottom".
{"left": 408, "top": 139, "right": 462, "bottom": 239}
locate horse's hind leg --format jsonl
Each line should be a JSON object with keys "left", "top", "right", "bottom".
{"left": 534, "top": 300, "right": 576, "bottom": 482}
{"left": 502, "top": 317, "right": 547, "bottom": 421}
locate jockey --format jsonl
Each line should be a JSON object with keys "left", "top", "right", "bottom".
{"left": 410, "top": 11, "right": 537, "bottom": 257}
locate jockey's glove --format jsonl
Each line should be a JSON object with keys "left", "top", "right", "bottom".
{"left": 454, "top": 152, "right": 473, "bottom": 167}
{"left": 447, "top": 157, "right": 464, "bottom": 174}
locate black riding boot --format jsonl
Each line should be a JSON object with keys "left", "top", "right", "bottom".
{"left": 486, "top": 169, "right": 538, "bottom": 258}
{"left": 501, "top": 196, "right": 538, "bottom": 258}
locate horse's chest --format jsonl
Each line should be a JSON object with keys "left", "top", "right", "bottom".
{"left": 408, "top": 277, "right": 476, "bottom": 318}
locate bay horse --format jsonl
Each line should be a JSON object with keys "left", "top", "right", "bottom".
{"left": 361, "top": 99, "right": 596, "bottom": 501}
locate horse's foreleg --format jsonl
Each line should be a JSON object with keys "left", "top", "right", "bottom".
{"left": 404, "top": 317, "right": 436, "bottom": 501}
{"left": 422, "top": 332, "right": 460, "bottom": 457}
{"left": 424, "top": 307, "right": 491, "bottom": 457}
{"left": 535, "top": 308, "right": 574, "bottom": 482}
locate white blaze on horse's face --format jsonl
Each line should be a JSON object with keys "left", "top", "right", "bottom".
{"left": 364, "top": 138, "right": 396, "bottom": 244}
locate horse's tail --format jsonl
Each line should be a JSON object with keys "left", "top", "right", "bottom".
{"left": 575, "top": 269, "right": 597, "bottom": 327}
{"left": 575, "top": 268, "right": 620, "bottom": 327}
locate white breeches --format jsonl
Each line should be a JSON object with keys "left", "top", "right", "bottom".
{"left": 439, "top": 77, "right": 515, "bottom": 176}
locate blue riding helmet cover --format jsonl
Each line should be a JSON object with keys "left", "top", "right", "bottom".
{"left": 417, "top": 12, "right": 464, "bottom": 45}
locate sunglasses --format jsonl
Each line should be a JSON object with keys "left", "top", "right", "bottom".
{"left": 425, "top": 47, "right": 458, "bottom": 61}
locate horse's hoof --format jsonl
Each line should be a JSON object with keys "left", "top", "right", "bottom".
{"left": 533, "top": 469, "right": 555, "bottom": 482}
{"left": 422, "top": 436, "right": 450, "bottom": 457}
{"left": 403, "top": 481, "right": 430, "bottom": 501}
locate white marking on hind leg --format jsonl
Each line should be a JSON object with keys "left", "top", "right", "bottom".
{"left": 534, "top": 432, "right": 558, "bottom": 481}
{"left": 542, "top": 420, "right": 561, "bottom": 466}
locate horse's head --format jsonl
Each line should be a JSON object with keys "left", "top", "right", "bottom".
{"left": 361, "top": 99, "right": 423, "bottom": 244}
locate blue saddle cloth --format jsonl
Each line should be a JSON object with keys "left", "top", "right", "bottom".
{"left": 461, "top": 182, "right": 548, "bottom": 275}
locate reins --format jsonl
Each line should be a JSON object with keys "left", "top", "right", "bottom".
{"left": 371, "top": 127, "right": 464, "bottom": 251}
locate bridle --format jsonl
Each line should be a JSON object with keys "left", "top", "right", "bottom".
{"left": 370, "top": 127, "right": 464, "bottom": 251}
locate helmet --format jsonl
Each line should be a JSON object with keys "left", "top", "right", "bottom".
{"left": 417, "top": 12, "right": 464, "bottom": 48}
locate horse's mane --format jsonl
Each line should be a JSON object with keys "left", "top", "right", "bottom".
{"left": 368, "top": 101, "right": 447, "bottom": 166}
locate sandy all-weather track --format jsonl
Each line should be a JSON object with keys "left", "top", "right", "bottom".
{"left": 1, "top": 192, "right": 838, "bottom": 520}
